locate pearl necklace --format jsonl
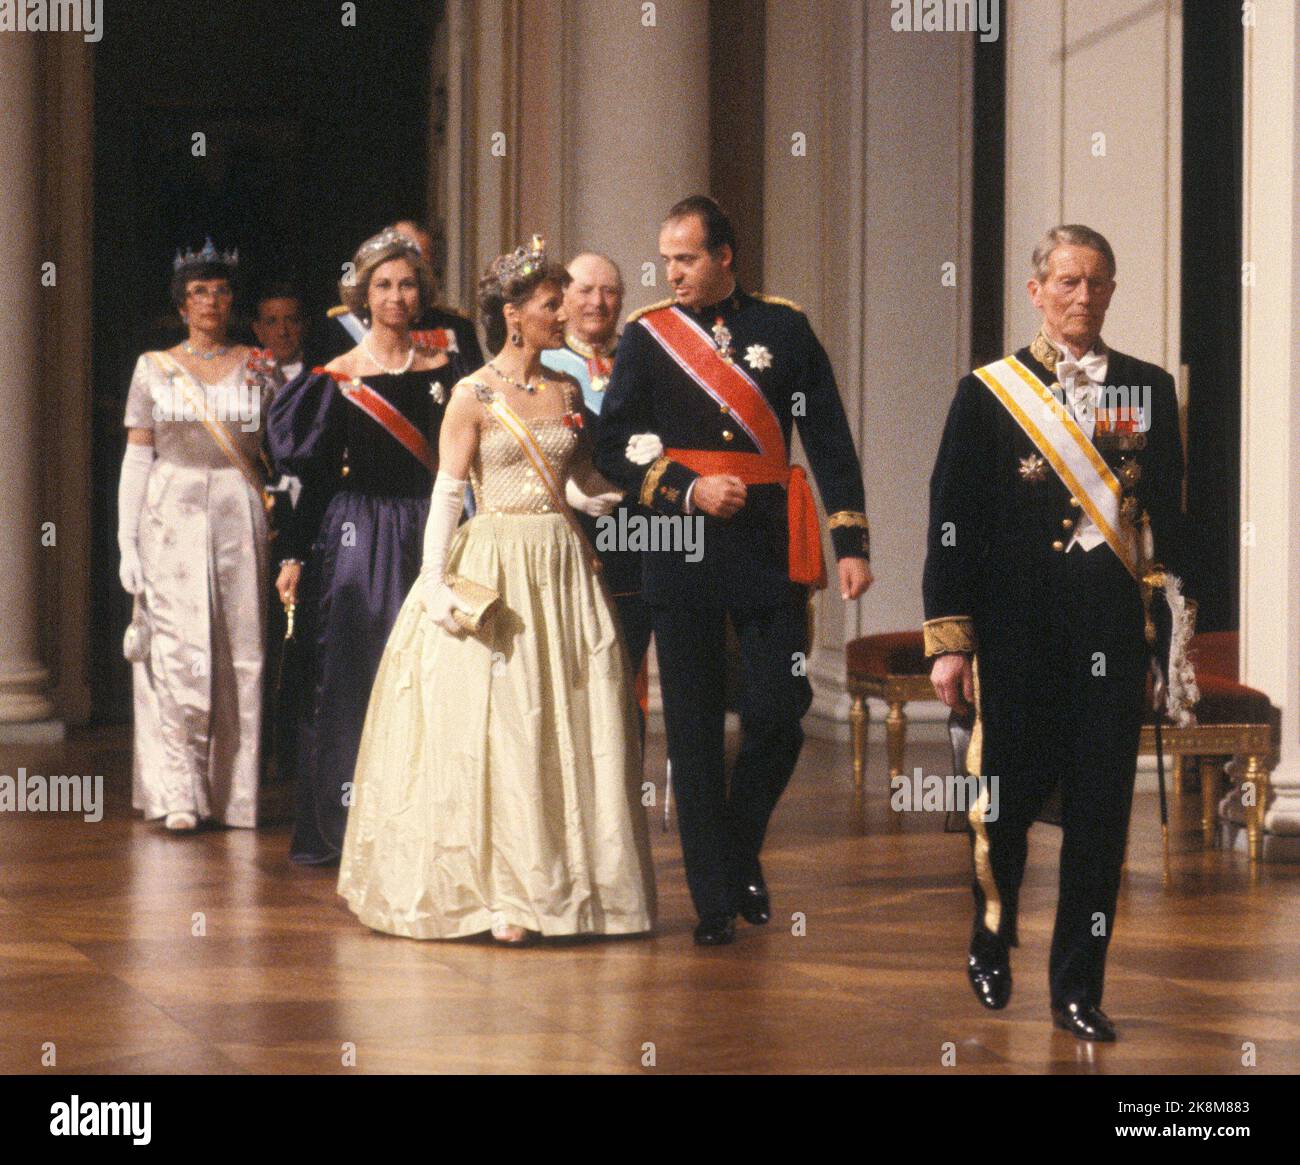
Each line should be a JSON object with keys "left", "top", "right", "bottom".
{"left": 183, "top": 340, "right": 229, "bottom": 361}
{"left": 488, "top": 360, "right": 548, "bottom": 394}
{"left": 363, "top": 335, "right": 416, "bottom": 376}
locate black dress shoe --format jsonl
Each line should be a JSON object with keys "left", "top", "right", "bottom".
{"left": 967, "top": 934, "right": 1012, "bottom": 1010}
{"left": 693, "top": 915, "right": 737, "bottom": 946}
{"left": 1051, "top": 1001, "right": 1116, "bottom": 1042}
{"left": 735, "top": 878, "right": 771, "bottom": 926}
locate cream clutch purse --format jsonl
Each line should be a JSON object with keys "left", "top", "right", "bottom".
{"left": 122, "top": 596, "right": 152, "bottom": 663}
{"left": 444, "top": 572, "right": 501, "bottom": 634}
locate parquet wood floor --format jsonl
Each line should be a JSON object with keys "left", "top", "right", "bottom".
{"left": 2, "top": 725, "right": 1297, "bottom": 1074}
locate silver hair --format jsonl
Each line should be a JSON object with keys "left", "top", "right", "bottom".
{"left": 1031, "top": 225, "right": 1116, "bottom": 282}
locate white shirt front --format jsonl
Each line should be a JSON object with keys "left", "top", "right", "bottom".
{"left": 1049, "top": 337, "right": 1108, "bottom": 553}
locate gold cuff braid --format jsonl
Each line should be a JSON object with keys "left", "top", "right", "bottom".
{"left": 827, "top": 510, "right": 869, "bottom": 530}
{"left": 923, "top": 616, "right": 976, "bottom": 657}
{"left": 639, "top": 456, "right": 672, "bottom": 508}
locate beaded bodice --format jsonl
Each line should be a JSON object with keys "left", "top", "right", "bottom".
{"left": 468, "top": 382, "right": 581, "bottom": 515}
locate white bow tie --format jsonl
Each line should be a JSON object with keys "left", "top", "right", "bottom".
{"left": 1055, "top": 349, "right": 1108, "bottom": 389}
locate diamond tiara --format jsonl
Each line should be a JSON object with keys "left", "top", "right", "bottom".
{"left": 173, "top": 237, "right": 238, "bottom": 272}
{"left": 498, "top": 234, "right": 549, "bottom": 282}
{"left": 355, "top": 227, "right": 423, "bottom": 266}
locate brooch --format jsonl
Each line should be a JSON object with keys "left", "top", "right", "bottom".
{"left": 429, "top": 380, "right": 447, "bottom": 405}
{"left": 711, "top": 318, "right": 734, "bottom": 362}
{"left": 744, "top": 344, "right": 773, "bottom": 371}
{"left": 561, "top": 412, "right": 584, "bottom": 430}
{"left": 1018, "top": 453, "right": 1048, "bottom": 483}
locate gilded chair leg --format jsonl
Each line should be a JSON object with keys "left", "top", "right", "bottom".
{"left": 885, "top": 699, "right": 907, "bottom": 779}
{"left": 1171, "top": 753, "right": 1184, "bottom": 797}
{"left": 1245, "top": 754, "right": 1268, "bottom": 864}
{"left": 1199, "top": 757, "right": 1219, "bottom": 849}
{"left": 850, "top": 694, "right": 867, "bottom": 794}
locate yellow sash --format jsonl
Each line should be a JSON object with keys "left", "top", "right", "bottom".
{"left": 974, "top": 354, "right": 1137, "bottom": 578}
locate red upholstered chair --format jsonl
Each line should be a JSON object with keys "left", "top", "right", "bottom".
{"left": 1138, "top": 631, "right": 1280, "bottom": 861}
{"left": 845, "top": 631, "right": 934, "bottom": 791}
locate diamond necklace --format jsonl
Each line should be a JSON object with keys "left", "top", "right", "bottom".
{"left": 488, "top": 359, "right": 548, "bottom": 394}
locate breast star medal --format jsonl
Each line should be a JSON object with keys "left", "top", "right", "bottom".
{"left": 1018, "top": 453, "right": 1047, "bottom": 483}
{"left": 429, "top": 380, "right": 447, "bottom": 405}
{"left": 744, "top": 344, "right": 773, "bottom": 371}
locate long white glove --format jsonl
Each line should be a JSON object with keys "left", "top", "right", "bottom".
{"left": 421, "top": 472, "right": 473, "bottom": 634}
{"left": 565, "top": 477, "right": 622, "bottom": 517}
{"left": 625, "top": 432, "right": 663, "bottom": 466}
{"left": 117, "top": 443, "right": 154, "bottom": 595}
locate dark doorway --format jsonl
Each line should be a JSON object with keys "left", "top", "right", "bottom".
{"left": 1181, "top": 1, "right": 1243, "bottom": 632}
{"left": 90, "top": 0, "right": 442, "bottom": 721}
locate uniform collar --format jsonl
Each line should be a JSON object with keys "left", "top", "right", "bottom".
{"left": 565, "top": 332, "right": 617, "bottom": 360}
{"left": 1028, "top": 329, "right": 1107, "bottom": 374}
{"left": 686, "top": 281, "right": 744, "bottom": 320}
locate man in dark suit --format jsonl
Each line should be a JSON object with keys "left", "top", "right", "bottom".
{"left": 320, "top": 220, "right": 483, "bottom": 379}
{"left": 595, "top": 195, "right": 873, "bottom": 946}
{"left": 923, "top": 224, "right": 1191, "bottom": 1040}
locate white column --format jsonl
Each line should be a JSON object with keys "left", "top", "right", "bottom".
{"left": 0, "top": 34, "right": 59, "bottom": 740}
{"left": 765, "top": 0, "right": 973, "bottom": 739}
{"left": 561, "top": 0, "right": 710, "bottom": 316}
{"left": 1238, "top": 0, "right": 1300, "bottom": 858}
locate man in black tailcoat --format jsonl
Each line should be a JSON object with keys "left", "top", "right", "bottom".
{"left": 923, "top": 224, "right": 1192, "bottom": 1040}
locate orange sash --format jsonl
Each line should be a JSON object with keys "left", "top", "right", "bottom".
{"left": 316, "top": 369, "right": 434, "bottom": 474}
{"left": 639, "top": 307, "right": 826, "bottom": 588}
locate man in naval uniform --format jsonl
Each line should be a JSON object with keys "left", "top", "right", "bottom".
{"left": 923, "top": 225, "right": 1191, "bottom": 1040}
{"left": 595, "top": 196, "right": 873, "bottom": 946}
{"left": 321, "top": 219, "right": 483, "bottom": 380}
{"left": 542, "top": 253, "right": 653, "bottom": 683}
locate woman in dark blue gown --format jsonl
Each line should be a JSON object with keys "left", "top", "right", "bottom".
{"left": 269, "top": 228, "right": 460, "bottom": 864}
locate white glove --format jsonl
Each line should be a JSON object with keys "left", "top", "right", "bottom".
{"left": 625, "top": 432, "right": 664, "bottom": 466}
{"left": 565, "top": 477, "right": 623, "bottom": 517}
{"left": 420, "top": 472, "right": 474, "bottom": 634}
{"left": 117, "top": 442, "right": 154, "bottom": 595}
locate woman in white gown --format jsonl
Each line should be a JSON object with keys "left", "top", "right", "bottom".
{"left": 338, "top": 238, "right": 655, "bottom": 943}
{"left": 117, "top": 240, "right": 278, "bottom": 831}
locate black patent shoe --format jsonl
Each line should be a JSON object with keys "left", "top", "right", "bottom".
{"left": 735, "top": 876, "right": 771, "bottom": 926}
{"left": 1051, "top": 1001, "right": 1116, "bottom": 1042}
{"left": 693, "top": 915, "right": 737, "bottom": 946}
{"left": 967, "top": 933, "right": 1012, "bottom": 1010}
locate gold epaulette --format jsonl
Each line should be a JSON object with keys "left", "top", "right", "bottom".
{"left": 326, "top": 304, "right": 350, "bottom": 319}
{"left": 626, "top": 297, "right": 676, "bottom": 325}
{"left": 754, "top": 293, "right": 804, "bottom": 313}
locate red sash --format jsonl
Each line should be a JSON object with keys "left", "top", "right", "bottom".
{"left": 315, "top": 369, "right": 434, "bottom": 474}
{"left": 639, "top": 307, "right": 826, "bottom": 588}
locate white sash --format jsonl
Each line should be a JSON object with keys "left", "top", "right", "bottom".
{"left": 973, "top": 354, "right": 1138, "bottom": 579}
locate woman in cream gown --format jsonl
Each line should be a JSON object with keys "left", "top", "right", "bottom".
{"left": 338, "top": 239, "right": 655, "bottom": 943}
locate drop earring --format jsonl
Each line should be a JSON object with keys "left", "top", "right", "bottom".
{"left": 510, "top": 332, "right": 523, "bottom": 347}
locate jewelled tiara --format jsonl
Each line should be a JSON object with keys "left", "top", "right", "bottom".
{"left": 173, "top": 237, "right": 238, "bottom": 272}
{"left": 499, "top": 234, "right": 548, "bottom": 282}
{"left": 355, "top": 227, "right": 423, "bottom": 266}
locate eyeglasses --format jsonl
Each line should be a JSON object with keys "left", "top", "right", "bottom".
{"left": 187, "top": 285, "right": 233, "bottom": 302}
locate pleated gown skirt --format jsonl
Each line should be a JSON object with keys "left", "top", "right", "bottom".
{"left": 338, "top": 512, "right": 657, "bottom": 939}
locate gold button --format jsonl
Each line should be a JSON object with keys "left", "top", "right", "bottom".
{"left": 341, "top": 464, "right": 350, "bottom": 477}
{"left": 1051, "top": 539, "right": 1064, "bottom": 552}
{"left": 1061, "top": 518, "right": 1074, "bottom": 530}
{"left": 722, "top": 430, "right": 734, "bottom": 442}
{"left": 1069, "top": 497, "right": 1081, "bottom": 509}
{"left": 720, "top": 404, "right": 730, "bottom": 414}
